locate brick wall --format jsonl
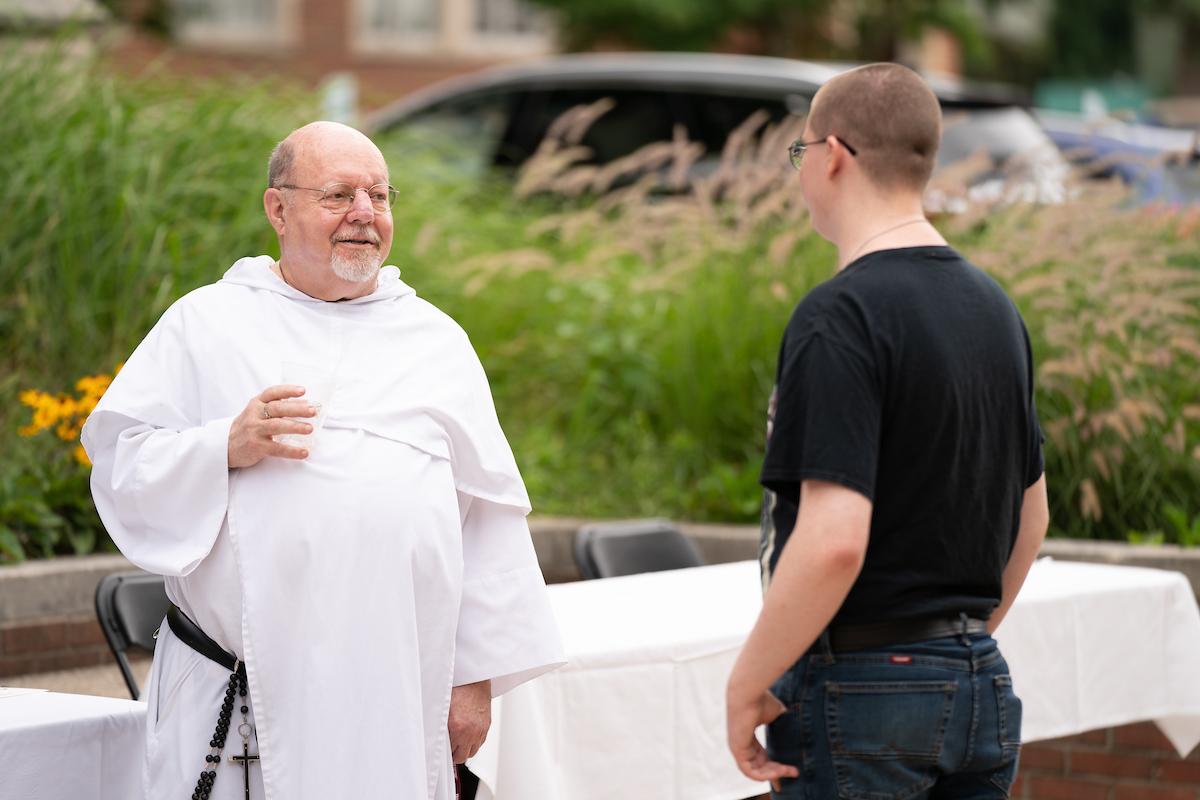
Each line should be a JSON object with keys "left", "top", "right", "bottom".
{"left": 0, "top": 615, "right": 113, "bottom": 677}
{"left": 101, "top": 0, "right": 527, "bottom": 112}
{"left": 103, "top": 31, "right": 494, "bottom": 111}
{"left": 1015, "top": 724, "right": 1200, "bottom": 799}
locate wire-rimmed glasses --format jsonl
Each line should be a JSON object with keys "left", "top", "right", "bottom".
{"left": 277, "top": 182, "right": 398, "bottom": 214}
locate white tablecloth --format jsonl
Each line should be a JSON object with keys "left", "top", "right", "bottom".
{"left": 3, "top": 559, "right": 1198, "bottom": 800}
{"left": 994, "top": 558, "right": 1200, "bottom": 754}
{"left": 0, "top": 691, "right": 145, "bottom": 800}
{"left": 468, "top": 558, "right": 1200, "bottom": 800}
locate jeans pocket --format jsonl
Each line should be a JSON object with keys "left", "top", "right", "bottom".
{"left": 989, "top": 675, "right": 1023, "bottom": 794}
{"left": 994, "top": 675, "right": 1022, "bottom": 749}
{"left": 766, "top": 704, "right": 806, "bottom": 785}
{"left": 770, "top": 657, "right": 807, "bottom": 708}
{"left": 825, "top": 681, "right": 957, "bottom": 800}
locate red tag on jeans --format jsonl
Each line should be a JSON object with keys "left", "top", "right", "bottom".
{"left": 890, "top": 655, "right": 913, "bottom": 664}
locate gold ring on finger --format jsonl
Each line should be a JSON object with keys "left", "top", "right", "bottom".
{"left": 262, "top": 405, "right": 272, "bottom": 420}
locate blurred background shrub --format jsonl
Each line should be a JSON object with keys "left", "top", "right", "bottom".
{"left": 1, "top": 45, "right": 1197, "bottom": 562}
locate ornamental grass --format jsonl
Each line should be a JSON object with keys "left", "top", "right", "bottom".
{"left": 1, "top": 41, "right": 1197, "bottom": 562}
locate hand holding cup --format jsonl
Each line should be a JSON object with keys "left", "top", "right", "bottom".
{"left": 228, "top": 385, "right": 318, "bottom": 468}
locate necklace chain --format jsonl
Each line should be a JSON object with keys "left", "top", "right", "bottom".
{"left": 848, "top": 218, "right": 928, "bottom": 262}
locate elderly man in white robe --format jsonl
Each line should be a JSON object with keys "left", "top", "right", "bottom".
{"left": 81, "top": 121, "right": 565, "bottom": 800}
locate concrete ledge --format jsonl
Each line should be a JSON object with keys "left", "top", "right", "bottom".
{"left": 531, "top": 519, "right": 1200, "bottom": 598}
{"left": 529, "top": 517, "right": 760, "bottom": 584}
{"left": 1039, "top": 539, "right": 1200, "bottom": 596}
{"left": 3, "top": 524, "right": 1199, "bottom": 626}
{"left": 0, "top": 553, "right": 133, "bottom": 624}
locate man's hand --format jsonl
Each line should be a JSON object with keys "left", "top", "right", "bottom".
{"left": 227, "top": 385, "right": 317, "bottom": 469}
{"left": 448, "top": 679, "right": 492, "bottom": 764}
{"left": 726, "top": 686, "right": 799, "bottom": 785}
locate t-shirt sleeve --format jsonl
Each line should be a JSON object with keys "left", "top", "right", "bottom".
{"left": 1026, "top": 394, "right": 1045, "bottom": 487}
{"left": 760, "top": 326, "right": 882, "bottom": 502}
{"left": 1022, "top": 320, "right": 1045, "bottom": 488}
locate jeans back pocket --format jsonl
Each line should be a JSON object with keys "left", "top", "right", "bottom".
{"left": 994, "top": 675, "right": 1022, "bottom": 749}
{"left": 825, "top": 680, "right": 957, "bottom": 800}
{"left": 989, "top": 675, "right": 1023, "bottom": 794}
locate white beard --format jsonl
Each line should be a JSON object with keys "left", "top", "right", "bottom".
{"left": 330, "top": 247, "right": 381, "bottom": 283}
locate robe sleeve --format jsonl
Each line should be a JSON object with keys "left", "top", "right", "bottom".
{"left": 81, "top": 299, "right": 234, "bottom": 577}
{"left": 84, "top": 414, "right": 233, "bottom": 576}
{"left": 453, "top": 493, "right": 566, "bottom": 695}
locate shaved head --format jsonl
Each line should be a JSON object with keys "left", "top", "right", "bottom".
{"left": 807, "top": 63, "right": 942, "bottom": 193}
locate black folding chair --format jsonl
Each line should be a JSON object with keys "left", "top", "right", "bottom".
{"left": 573, "top": 519, "right": 705, "bottom": 580}
{"left": 94, "top": 570, "right": 170, "bottom": 699}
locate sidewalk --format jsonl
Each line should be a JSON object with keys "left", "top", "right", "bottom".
{"left": 3, "top": 657, "right": 150, "bottom": 700}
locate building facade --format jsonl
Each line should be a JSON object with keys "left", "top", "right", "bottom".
{"left": 110, "top": 0, "right": 555, "bottom": 109}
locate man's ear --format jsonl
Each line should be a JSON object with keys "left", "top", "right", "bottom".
{"left": 825, "top": 134, "right": 849, "bottom": 179}
{"left": 264, "top": 188, "right": 286, "bottom": 235}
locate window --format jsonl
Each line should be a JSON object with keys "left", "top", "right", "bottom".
{"left": 355, "top": 0, "right": 551, "bottom": 56}
{"left": 362, "top": 0, "right": 438, "bottom": 35}
{"left": 469, "top": 0, "right": 552, "bottom": 53}
{"left": 171, "top": 0, "right": 298, "bottom": 48}
{"left": 500, "top": 88, "right": 683, "bottom": 169}
{"left": 473, "top": 0, "right": 539, "bottom": 36}
{"left": 377, "top": 91, "right": 517, "bottom": 179}
{"left": 356, "top": 0, "right": 440, "bottom": 53}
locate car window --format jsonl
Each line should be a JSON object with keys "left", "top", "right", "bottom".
{"left": 377, "top": 91, "right": 515, "bottom": 179}
{"left": 500, "top": 88, "right": 684, "bottom": 167}
{"left": 680, "top": 91, "right": 796, "bottom": 155}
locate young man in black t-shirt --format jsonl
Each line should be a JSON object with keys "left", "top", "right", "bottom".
{"left": 725, "top": 63, "right": 1049, "bottom": 798}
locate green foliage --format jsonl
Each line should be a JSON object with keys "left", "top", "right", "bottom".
{"left": 1043, "top": 0, "right": 1137, "bottom": 79}
{"left": 0, "top": 39, "right": 315, "bottom": 397}
{"left": 524, "top": 0, "right": 990, "bottom": 62}
{"left": 1163, "top": 504, "right": 1200, "bottom": 547}
{"left": 0, "top": 447, "right": 107, "bottom": 561}
{"left": 948, "top": 188, "right": 1200, "bottom": 544}
{"left": 523, "top": 0, "right": 811, "bottom": 51}
{"left": 1, "top": 45, "right": 1198, "bottom": 562}
{"left": 1126, "top": 506, "right": 1200, "bottom": 548}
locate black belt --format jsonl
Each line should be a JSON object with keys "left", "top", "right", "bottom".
{"left": 166, "top": 605, "right": 241, "bottom": 673}
{"left": 165, "top": 606, "right": 257, "bottom": 800}
{"left": 826, "top": 614, "right": 990, "bottom": 653}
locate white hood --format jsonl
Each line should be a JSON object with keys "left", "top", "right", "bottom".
{"left": 218, "top": 255, "right": 416, "bottom": 305}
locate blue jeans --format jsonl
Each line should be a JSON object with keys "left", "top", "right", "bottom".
{"left": 766, "top": 633, "right": 1021, "bottom": 800}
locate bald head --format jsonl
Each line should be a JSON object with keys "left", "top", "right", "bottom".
{"left": 268, "top": 121, "right": 387, "bottom": 189}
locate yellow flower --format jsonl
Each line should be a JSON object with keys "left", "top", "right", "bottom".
{"left": 56, "top": 420, "right": 83, "bottom": 442}
{"left": 75, "top": 374, "right": 112, "bottom": 400}
{"left": 18, "top": 365, "right": 119, "bottom": 464}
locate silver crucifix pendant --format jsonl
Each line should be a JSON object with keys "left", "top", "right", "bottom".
{"left": 229, "top": 723, "right": 260, "bottom": 800}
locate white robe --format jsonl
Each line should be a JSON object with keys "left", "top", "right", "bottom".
{"left": 82, "top": 256, "right": 565, "bottom": 800}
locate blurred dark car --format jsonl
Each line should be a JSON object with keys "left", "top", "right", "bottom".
{"left": 368, "top": 52, "right": 1067, "bottom": 201}
{"left": 1035, "top": 109, "right": 1200, "bottom": 205}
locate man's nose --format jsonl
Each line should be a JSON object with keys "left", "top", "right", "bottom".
{"left": 345, "top": 188, "right": 375, "bottom": 222}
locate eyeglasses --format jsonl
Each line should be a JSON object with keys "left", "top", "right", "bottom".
{"left": 788, "top": 136, "right": 858, "bottom": 170}
{"left": 277, "top": 182, "right": 398, "bottom": 214}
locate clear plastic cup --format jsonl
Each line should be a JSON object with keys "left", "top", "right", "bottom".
{"left": 274, "top": 361, "right": 334, "bottom": 451}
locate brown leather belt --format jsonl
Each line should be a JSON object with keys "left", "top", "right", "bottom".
{"left": 826, "top": 614, "right": 990, "bottom": 653}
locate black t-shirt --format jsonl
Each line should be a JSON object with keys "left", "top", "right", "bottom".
{"left": 759, "top": 246, "right": 1043, "bottom": 625}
